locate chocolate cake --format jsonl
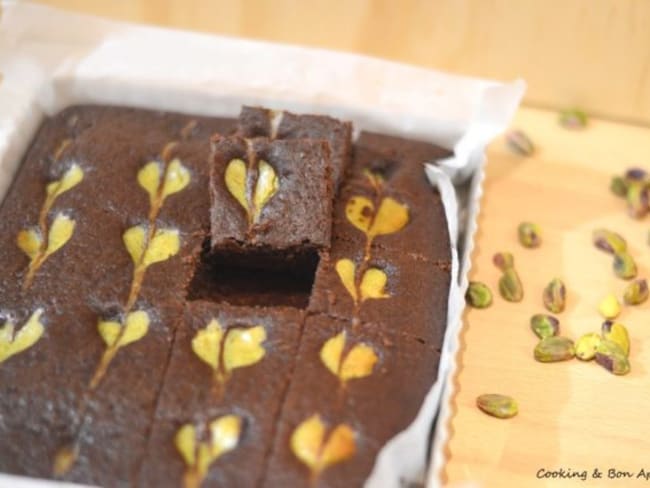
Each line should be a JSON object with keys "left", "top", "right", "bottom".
{"left": 0, "top": 104, "right": 451, "bottom": 487}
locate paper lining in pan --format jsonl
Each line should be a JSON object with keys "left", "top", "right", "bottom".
{"left": 0, "top": 2, "right": 524, "bottom": 486}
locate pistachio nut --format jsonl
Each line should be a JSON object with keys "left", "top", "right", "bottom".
{"left": 613, "top": 252, "right": 637, "bottom": 280}
{"left": 534, "top": 336, "right": 575, "bottom": 363}
{"left": 505, "top": 130, "right": 534, "bottom": 157}
{"left": 601, "top": 321, "right": 630, "bottom": 357}
{"left": 592, "top": 229, "right": 627, "bottom": 255}
{"left": 543, "top": 278, "right": 566, "bottom": 314}
{"left": 610, "top": 176, "right": 628, "bottom": 198}
{"left": 530, "top": 314, "right": 559, "bottom": 339}
{"left": 518, "top": 222, "right": 541, "bottom": 248}
{"left": 559, "top": 108, "right": 588, "bottom": 129}
{"left": 623, "top": 278, "right": 648, "bottom": 305}
{"left": 626, "top": 182, "right": 649, "bottom": 219}
{"left": 466, "top": 281, "right": 493, "bottom": 309}
{"left": 492, "top": 252, "right": 515, "bottom": 271}
{"left": 498, "top": 268, "right": 524, "bottom": 302}
{"left": 476, "top": 394, "right": 518, "bottom": 419}
{"left": 575, "top": 332, "right": 601, "bottom": 361}
{"left": 595, "top": 339, "right": 631, "bottom": 375}
{"left": 598, "top": 294, "right": 621, "bottom": 319}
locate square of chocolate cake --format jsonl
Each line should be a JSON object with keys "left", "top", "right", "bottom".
{"left": 209, "top": 135, "right": 334, "bottom": 271}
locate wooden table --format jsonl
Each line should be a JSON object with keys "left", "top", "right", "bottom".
{"left": 445, "top": 108, "right": 650, "bottom": 487}
{"left": 23, "top": 2, "right": 650, "bottom": 486}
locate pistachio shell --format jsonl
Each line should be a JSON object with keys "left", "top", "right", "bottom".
{"left": 530, "top": 314, "right": 559, "bottom": 339}
{"left": 610, "top": 176, "right": 628, "bottom": 198}
{"left": 626, "top": 182, "right": 649, "bottom": 219}
{"left": 492, "top": 252, "right": 515, "bottom": 271}
{"left": 534, "top": 336, "right": 575, "bottom": 362}
{"left": 476, "top": 394, "right": 518, "bottom": 419}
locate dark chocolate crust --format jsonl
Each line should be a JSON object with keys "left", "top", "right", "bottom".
{"left": 0, "top": 105, "right": 452, "bottom": 487}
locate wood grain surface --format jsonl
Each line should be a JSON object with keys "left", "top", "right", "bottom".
{"left": 33, "top": 0, "right": 650, "bottom": 125}
{"left": 20, "top": 2, "right": 650, "bottom": 486}
{"left": 445, "top": 107, "right": 650, "bottom": 487}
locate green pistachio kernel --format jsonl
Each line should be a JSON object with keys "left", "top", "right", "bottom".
{"left": 466, "top": 281, "right": 493, "bottom": 309}
{"left": 559, "top": 108, "right": 588, "bottom": 129}
{"left": 623, "top": 279, "right": 648, "bottom": 305}
{"left": 530, "top": 314, "right": 559, "bottom": 339}
{"left": 534, "top": 336, "right": 575, "bottom": 363}
{"left": 543, "top": 278, "right": 566, "bottom": 314}
{"left": 598, "top": 294, "right": 621, "bottom": 319}
{"left": 613, "top": 252, "right": 637, "bottom": 280}
{"left": 498, "top": 268, "right": 524, "bottom": 302}
{"left": 517, "top": 222, "right": 542, "bottom": 248}
{"left": 476, "top": 394, "right": 518, "bottom": 419}
{"left": 592, "top": 229, "right": 627, "bottom": 255}
{"left": 595, "top": 339, "right": 631, "bottom": 375}
{"left": 575, "top": 333, "right": 601, "bottom": 361}
{"left": 492, "top": 252, "right": 515, "bottom": 271}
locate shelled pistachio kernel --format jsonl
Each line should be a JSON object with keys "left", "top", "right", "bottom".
{"left": 493, "top": 252, "right": 523, "bottom": 302}
{"left": 466, "top": 282, "right": 493, "bottom": 308}
{"left": 534, "top": 336, "right": 575, "bottom": 363}
{"left": 543, "top": 278, "right": 566, "bottom": 314}
{"left": 601, "top": 321, "right": 630, "bottom": 357}
{"left": 623, "top": 279, "right": 648, "bottom": 305}
{"left": 498, "top": 268, "right": 524, "bottom": 302}
{"left": 595, "top": 340, "right": 631, "bottom": 375}
{"left": 598, "top": 294, "right": 621, "bottom": 319}
{"left": 592, "top": 229, "right": 627, "bottom": 255}
{"left": 610, "top": 176, "right": 628, "bottom": 198}
{"left": 575, "top": 333, "right": 601, "bottom": 361}
{"left": 492, "top": 252, "right": 514, "bottom": 271}
{"left": 530, "top": 314, "right": 559, "bottom": 339}
{"left": 626, "top": 182, "right": 649, "bottom": 219}
{"left": 505, "top": 130, "right": 534, "bottom": 157}
{"left": 476, "top": 394, "right": 518, "bottom": 419}
{"left": 517, "top": 222, "right": 541, "bottom": 248}
{"left": 559, "top": 108, "right": 588, "bottom": 129}
{"left": 613, "top": 252, "right": 637, "bottom": 280}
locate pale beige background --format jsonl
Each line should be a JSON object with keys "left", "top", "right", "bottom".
{"left": 33, "top": 0, "right": 650, "bottom": 125}
{"left": 24, "top": 2, "right": 650, "bottom": 486}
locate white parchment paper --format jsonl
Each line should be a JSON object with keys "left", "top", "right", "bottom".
{"left": 0, "top": 2, "right": 524, "bottom": 487}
